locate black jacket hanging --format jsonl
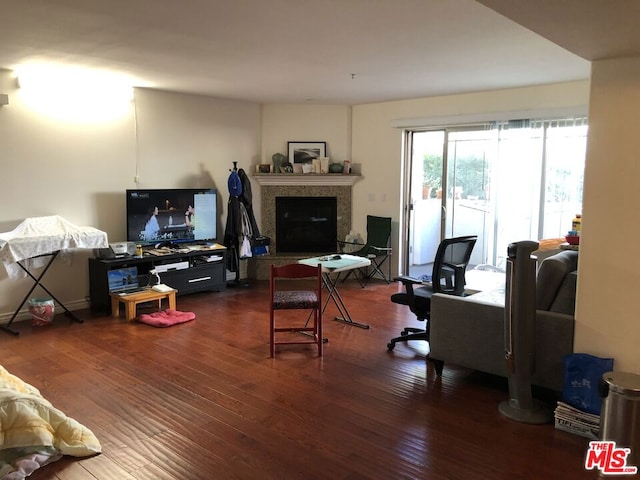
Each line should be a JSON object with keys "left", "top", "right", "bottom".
{"left": 238, "top": 168, "right": 260, "bottom": 239}
{"left": 223, "top": 195, "right": 241, "bottom": 272}
{"left": 223, "top": 166, "right": 243, "bottom": 272}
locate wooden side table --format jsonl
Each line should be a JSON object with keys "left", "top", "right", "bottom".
{"left": 110, "top": 288, "right": 177, "bottom": 321}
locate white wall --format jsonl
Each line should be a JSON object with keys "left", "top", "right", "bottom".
{"left": 0, "top": 70, "right": 260, "bottom": 320}
{"left": 260, "top": 104, "right": 351, "bottom": 166}
{"left": 576, "top": 56, "right": 640, "bottom": 372}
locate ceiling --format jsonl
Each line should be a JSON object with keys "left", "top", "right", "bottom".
{"left": 1, "top": 0, "right": 637, "bottom": 105}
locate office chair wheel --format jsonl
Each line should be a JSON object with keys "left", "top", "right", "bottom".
{"left": 387, "top": 341, "right": 395, "bottom": 351}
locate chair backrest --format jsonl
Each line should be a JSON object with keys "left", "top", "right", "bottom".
{"left": 431, "top": 235, "right": 477, "bottom": 295}
{"left": 365, "top": 215, "right": 392, "bottom": 249}
{"left": 270, "top": 263, "right": 322, "bottom": 295}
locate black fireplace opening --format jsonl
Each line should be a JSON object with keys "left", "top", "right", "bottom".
{"left": 276, "top": 196, "right": 337, "bottom": 253}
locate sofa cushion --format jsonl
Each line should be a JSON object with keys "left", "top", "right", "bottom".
{"left": 550, "top": 271, "right": 577, "bottom": 315}
{"left": 535, "top": 250, "right": 578, "bottom": 311}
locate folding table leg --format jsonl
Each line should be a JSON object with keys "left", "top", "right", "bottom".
{"left": 17, "top": 255, "right": 82, "bottom": 323}
{"left": 0, "top": 251, "right": 82, "bottom": 336}
{"left": 322, "top": 273, "right": 370, "bottom": 329}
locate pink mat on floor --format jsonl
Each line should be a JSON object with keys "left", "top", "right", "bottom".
{"left": 137, "top": 309, "right": 196, "bottom": 327}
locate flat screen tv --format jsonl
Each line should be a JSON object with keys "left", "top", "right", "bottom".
{"left": 126, "top": 188, "right": 217, "bottom": 245}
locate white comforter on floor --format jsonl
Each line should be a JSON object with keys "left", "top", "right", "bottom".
{"left": 0, "top": 366, "right": 101, "bottom": 479}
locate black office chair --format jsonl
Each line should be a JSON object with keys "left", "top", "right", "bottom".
{"left": 339, "top": 215, "right": 392, "bottom": 287}
{"left": 387, "top": 235, "right": 477, "bottom": 373}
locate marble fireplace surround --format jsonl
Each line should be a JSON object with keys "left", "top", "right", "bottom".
{"left": 250, "top": 174, "right": 360, "bottom": 279}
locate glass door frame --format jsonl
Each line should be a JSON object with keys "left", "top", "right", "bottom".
{"left": 402, "top": 126, "right": 492, "bottom": 276}
{"left": 400, "top": 128, "right": 449, "bottom": 277}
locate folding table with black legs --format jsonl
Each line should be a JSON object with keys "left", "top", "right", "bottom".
{"left": 298, "top": 253, "right": 372, "bottom": 330}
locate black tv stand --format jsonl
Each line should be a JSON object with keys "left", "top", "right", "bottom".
{"left": 88, "top": 246, "right": 227, "bottom": 313}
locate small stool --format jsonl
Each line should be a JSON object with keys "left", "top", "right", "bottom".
{"left": 110, "top": 289, "right": 177, "bottom": 321}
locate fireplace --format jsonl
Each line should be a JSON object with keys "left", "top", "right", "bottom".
{"left": 276, "top": 196, "right": 337, "bottom": 253}
{"left": 251, "top": 174, "right": 359, "bottom": 279}
{"left": 258, "top": 182, "right": 353, "bottom": 255}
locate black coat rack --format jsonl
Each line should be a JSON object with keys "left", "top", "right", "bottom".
{"left": 223, "top": 161, "right": 250, "bottom": 287}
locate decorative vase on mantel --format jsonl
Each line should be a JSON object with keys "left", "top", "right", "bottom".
{"left": 328, "top": 162, "right": 343, "bottom": 173}
{"left": 272, "top": 153, "right": 286, "bottom": 174}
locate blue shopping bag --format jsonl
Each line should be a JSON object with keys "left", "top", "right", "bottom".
{"left": 563, "top": 353, "right": 614, "bottom": 415}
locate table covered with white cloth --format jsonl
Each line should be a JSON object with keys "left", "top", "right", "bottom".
{"left": 0, "top": 215, "right": 108, "bottom": 279}
{"left": 0, "top": 216, "right": 108, "bottom": 335}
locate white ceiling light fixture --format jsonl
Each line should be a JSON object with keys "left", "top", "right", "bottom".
{"left": 15, "top": 64, "right": 135, "bottom": 122}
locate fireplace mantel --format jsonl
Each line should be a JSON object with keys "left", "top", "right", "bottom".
{"left": 252, "top": 173, "right": 361, "bottom": 186}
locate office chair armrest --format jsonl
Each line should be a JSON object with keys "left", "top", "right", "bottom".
{"left": 393, "top": 275, "right": 424, "bottom": 302}
{"left": 393, "top": 275, "right": 423, "bottom": 285}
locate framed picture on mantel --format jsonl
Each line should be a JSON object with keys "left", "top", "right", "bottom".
{"left": 288, "top": 141, "right": 326, "bottom": 165}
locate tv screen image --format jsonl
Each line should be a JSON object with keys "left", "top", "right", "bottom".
{"left": 126, "top": 188, "right": 217, "bottom": 244}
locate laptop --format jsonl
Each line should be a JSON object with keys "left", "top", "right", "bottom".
{"left": 107, "top": 266, "right": 146, "bottom": 294}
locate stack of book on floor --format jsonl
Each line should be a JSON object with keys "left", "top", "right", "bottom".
{"left": 554, "top": 401, "right": 599, "bottom": 439}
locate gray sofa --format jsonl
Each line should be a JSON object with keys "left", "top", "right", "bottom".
{"left": 429, "top": 250, "right": 578, "bottom": 392}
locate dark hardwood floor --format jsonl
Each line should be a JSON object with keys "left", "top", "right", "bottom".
{"left": 1, "top": 278, "right": 596, "bottom": 479}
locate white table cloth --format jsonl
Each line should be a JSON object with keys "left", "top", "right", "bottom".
{"left": 0, "top": 215, "right": 108, "bottom": 278}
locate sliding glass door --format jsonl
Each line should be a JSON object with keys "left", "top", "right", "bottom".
{"left": 403, "top": 118, "right": 587, "bottom": 277}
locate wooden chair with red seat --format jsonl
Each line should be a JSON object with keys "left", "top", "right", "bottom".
{"left": 269, "top": 263, "right": 323, "bottom": 357}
